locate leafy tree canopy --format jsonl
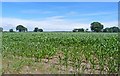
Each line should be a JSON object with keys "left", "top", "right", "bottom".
{"left": 90, "top": 22, "right": 104, "bottom": 32}
{"left": 16, "top": 25, "right": 27, "bottom": 32}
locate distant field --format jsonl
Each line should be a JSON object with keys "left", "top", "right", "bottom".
{"left": 2, "top": 32, "right": 119, "bottom": 74}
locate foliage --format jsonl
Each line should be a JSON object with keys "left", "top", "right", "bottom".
{"left": 73, "top": 28, "right": 84, "bottom": 32}
{"left": 38, "top": 29, "right": 43, "bottom": 32}
{"left": 90, "top": 22, "right": 104, "bottom": 32}
{"left": 9, "top": 29, "right": 14, "bottom": 32}
{"left": 0, "top": 27, "right": 3, "bottom": 32}
{"left": 16, "top": 25, "right": 27, "bottom": 32}
{"left": 34, "top": 27, "right": 43, "bottom": 32}
{"left": 85, "top": 28, "right": 89, "bottom": 32}
{"left": 103, "top": 27, "right": 120, "bottom": 32}
{"left": 103, "top": 28, "right": 110, "bottom": 32}
{"left": 34, "top": 27, "right": 38, "bottom": 32}
{"left": 2, "top": 32, "right": 118, "bottom": 73}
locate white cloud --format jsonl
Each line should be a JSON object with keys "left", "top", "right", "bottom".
{"left": 66, "top": 11, "right": 117, "bottom": 17}
{"left": 1, "top": 17, "right": 117, "bottom": 31}
{"left": 20, "top": 10, "right": 53, "bottom": 14}
{"left": 102, "top": 21, "right": 118, "bottom": 28}
{"left": 81, "top": 12, "right": 117, "bottom": 16}
{"left": 66, "top": 11, "right": 79, "bottom": 16}
{"left": 1, "top": 17, "right": 90, "bottom": 31}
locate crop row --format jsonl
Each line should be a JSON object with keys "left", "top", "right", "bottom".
{"left": 2, "top": 32, "right": 119, "bottom": 73}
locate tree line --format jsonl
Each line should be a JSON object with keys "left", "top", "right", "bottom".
{"left": 73, "top": 22, "right": 120, "bottom": 32}
{"left": 1, "top": 25, "right": 43, "bottom": 32}
{"left": 0, "top": 22, "right": 120, "bottom": 32}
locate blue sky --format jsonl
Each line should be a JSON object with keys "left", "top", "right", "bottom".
{"left": 1, "top": 2, "right": 118, "bottom": 31}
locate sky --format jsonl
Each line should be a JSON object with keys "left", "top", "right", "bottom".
{"left": 1, "top": 2, "right": 118, "bottom": 31}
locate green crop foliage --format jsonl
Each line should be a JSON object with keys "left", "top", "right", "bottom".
{"left": 2, "top": 32, "right": 119, "bottom": 74}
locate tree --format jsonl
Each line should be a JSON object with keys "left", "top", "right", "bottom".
{"left": 34, "top": 27, "right": 43, "bottom": 32}
{"left": 103, "top": 27, "right": 120, "bottom": 32}
{"left": 85, "top": 28, "right": 89, "bottom": 32}
{"left": 0, "top": 27, "right": 3, "bottom": 32}
{"left": 78, "top": 28, "right": 84, "bottom": 32}
{"left": 24, "top": 28, "right": 28, "bottom": 32}
{"left": 103, "top": 28, "right": 110, "bottom": 32}
{"left": 38, "top": 29, "right": 43, "bottom": 32}
{"left": 73, "top": 29, "right": 76, "bottom": 32}
{"left": 16, "top": 25, "right": 27, "bottom": 32}
{"left": 72, "top": 28, "right": 84, "bottom": 32}
{"left": 90, "top": 22, "right": 104, "bottom": 32}
{"left": 34, "top": 27, "right": 38, "bottom": 32}
{"left": 110, "top": 27, "right": 120, "bottom": 32}
{"left": 9, "top": 29, "right": 14, "bottom": 32}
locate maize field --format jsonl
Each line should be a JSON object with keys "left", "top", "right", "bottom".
{"left": 2, "top": 32, "right": 119, "bottom": 74}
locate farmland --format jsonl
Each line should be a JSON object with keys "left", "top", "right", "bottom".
{"left": 2, "top": 32, "right": 119, "bottom": 74}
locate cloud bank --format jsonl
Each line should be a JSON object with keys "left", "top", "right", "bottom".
{"left": 1, "top": 17, "right": 89, "bottom": 31}
{"left": 1, "top": 17, "right": 117, "bottom": 31}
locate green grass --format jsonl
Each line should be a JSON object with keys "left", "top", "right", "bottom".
{"left": 2, "top": 32, "right": 119, "bottom": 74}
{"left": 0, "top": 32, "right": 2, "bottom": 75}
